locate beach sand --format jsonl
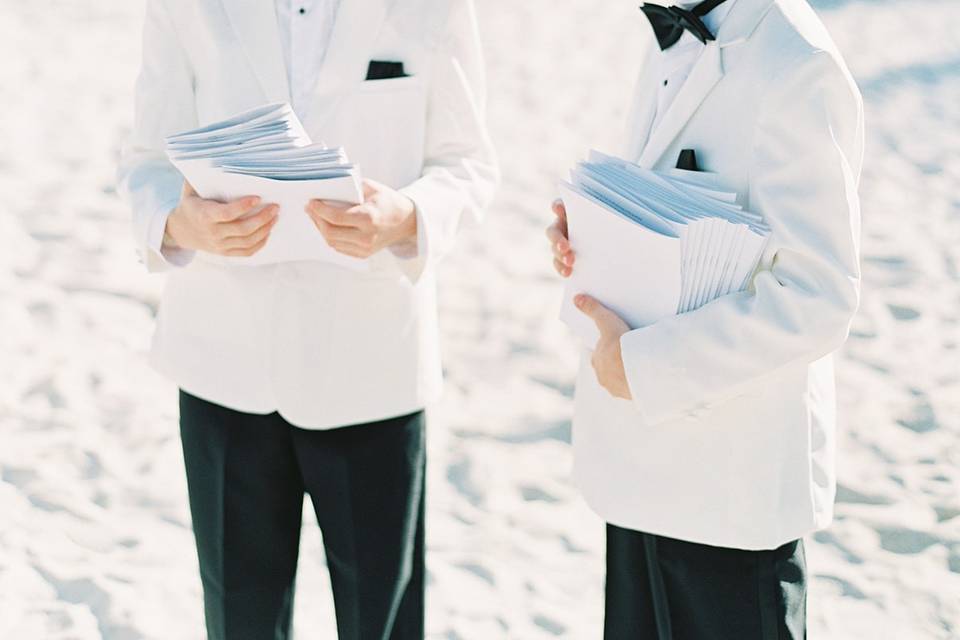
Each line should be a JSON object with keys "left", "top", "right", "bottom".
{"left": 1, "top": 0, "right": 958, "bottom": 637}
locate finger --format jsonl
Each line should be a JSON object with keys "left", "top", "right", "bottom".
{"left": 545, "top": 223, "right": 568, "bottom": 247}
{"left": 552, "top": 199, "right": 568, "bottom": 234}
{"left": 554, "top": 257, "right": 572, "bottom": 278}
{"left": 574, "top": 294, "right": 626, "bottom": 335}
{"left": 219, "top": 204, "right": 278, "bottom": 239}
{"left": 361, "top": 178, "right": 382, "bottom": 199}
{"left": 216, "top": 195, "right": 262, "bottom": 222}
{"left": 307, "top": 199, "right": 346, "bottom": 223}
{"left": 323, "top": 224, "right": 373, "bottom": 250}
{"left": 312, "top": 216, "right": 374, "bottom": 250}
{"left": 552, "top": 241, "right": 574, "bottom": 265}
{"left": 550, "top": 243, "right": 573, "bottom": 263}
{"left": 551, "top": 242, "right": 574, "bottom": 264}
{"left": 307, "top": 199, "right": 344, "bottom": 225}
{"left": 223, "top": 214, "right": 278, "bottom": 250}
{"left": 545, "top": 225, "right": 573, "bottom": 258}
{"left": 309, "top": 200, "right": 371, "bottom": 228}
{"left": 223, "top": 233, "right": 269, "bottom": 257}
{"left": 550, "top": 238, "right": 574, "bottom": 263}
{"left": 329, "top": 241, "right": 371, "bottom": 259}
{"left": 590, "top": 352, "right": 601, "bottom": 371}
{"left": 551, "top": 199, "right": 566, "bottom": 218}
{"left": 311, "top": 216, "right": 354, "bottom": 242}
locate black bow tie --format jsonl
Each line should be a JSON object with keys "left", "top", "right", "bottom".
{"left": 640, "top": 0, "right": 729, "bottom": 51}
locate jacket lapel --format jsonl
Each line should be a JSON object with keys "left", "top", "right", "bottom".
{"left": 313, "top": 0, "right": 392, "bottom": 99}
{"left": 221, "top": 0, "right": 290, "bottom": 103}
{"left": 623, "top": 41, "right": 664, "bottom": 161}
{"left": 716, "top": 0, "right": 777, "bottom": 49}
{"left": 637, "top": 41, "right": 724, "bottom": 168}
{"left": 302, "top": 0, "right": 392, "bottom": 127}
{"left": 636, "top": 0, "right": 776, "bottom": 168}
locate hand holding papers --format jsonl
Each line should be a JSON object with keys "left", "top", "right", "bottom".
{"left": 559, "top": 151, "right": 770, "bottom": 343}
{"left": 165, "top": 103, "right": 365, "bottom": 268}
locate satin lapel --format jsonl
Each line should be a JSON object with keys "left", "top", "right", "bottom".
{"left": 312, "top": 0, "right": 391, "bottom": 100}
{"left": 637, "top": 41, "right": 723, "bottom": 168}
{"left": 623, "top": 42, "right": 664, "bottom": 161}
{"left": 221, "top": 0, "right": 290, "bottom": 103}
{"left": 716, "top": 0, "right": 776, "bottom": 47}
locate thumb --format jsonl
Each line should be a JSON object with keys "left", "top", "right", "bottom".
{"left": 361, "top": 178, "right": 383, "bottom": 200}
{"left": 575, "top": 294, "right": 626, "bottom": 335}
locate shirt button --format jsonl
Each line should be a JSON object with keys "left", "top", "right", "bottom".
{"left": 663, "top": 79, "right": 669, "bottom": 86}
{"left": 299, "top": 7, "right": 306, "bottom": 14}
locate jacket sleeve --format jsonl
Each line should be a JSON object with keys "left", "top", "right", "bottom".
{"left": 393, "top": 0, "right": 500, "bottom": 283}
{"left": 116, "top": 0, "right": 198, "bottom": 273}
{"left": 619, "top": 51, "right": 865, "bottom": 425}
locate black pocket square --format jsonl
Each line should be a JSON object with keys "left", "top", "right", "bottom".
{"left": 366, "top": 60, "right": 408, "bottom": 81}
{"left": 676, "top": 148, "right": 701, "bottom": 172}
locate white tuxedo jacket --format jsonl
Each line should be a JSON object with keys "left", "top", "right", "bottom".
{"left": 118, "top": 0, "right": 498, "bottom": 428}
{"left": 572, "top": 0, "right": 864, "bottom": 549}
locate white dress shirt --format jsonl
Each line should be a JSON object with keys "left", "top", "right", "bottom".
{"left": 651, "top": 0, "right": 737, "bottom": 130}
{"left": 275, "top": 0, "right": 342, "bottom": 117}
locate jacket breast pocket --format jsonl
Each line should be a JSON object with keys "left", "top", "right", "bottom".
{"left": 325, "top": 76, "right": 427, "bottom": 190}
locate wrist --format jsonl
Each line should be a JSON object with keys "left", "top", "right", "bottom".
{"left": 401, "top": 198, "right": 418, "bottom": 242}
{"left": 389, "top": 196, "right": 418, "bottom": 246}
{"left": 163, "top": 204, "right": 185, "bottom": 250}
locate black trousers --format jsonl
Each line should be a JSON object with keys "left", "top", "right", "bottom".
{"left": 605, "top": 525, "right": 807, "bottom": 640}
{"left": 178, "top": 391, "right": 425, "bottom": 640}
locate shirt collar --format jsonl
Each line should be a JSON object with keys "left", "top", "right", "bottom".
{"left": 675, "top": 0, "right": 738, "bottom": 36}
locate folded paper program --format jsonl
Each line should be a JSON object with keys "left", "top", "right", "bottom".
{"left": 165, "top": 103, "right": 365, "bottom": 268}
{"left": 559, "top": 150, "right": 769, "bottom": 343}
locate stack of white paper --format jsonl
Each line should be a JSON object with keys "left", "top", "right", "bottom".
{"left": 165, "top": 103, "right": 365, "bottom": 268}
{"left": 559, "top": 151, "right": 770, "bottom": 343}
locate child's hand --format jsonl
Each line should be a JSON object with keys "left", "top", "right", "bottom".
{"left": 575, "top": 294, "right": 632, "bottom": 400}
{"left": 307, "top": 179, "right": 417, "bottom": 259}
{"left": 165, "top": 183, "right": 278, "bottom": 257}
{"left": 546, "top": 199, "right": 575, "bottom": 277}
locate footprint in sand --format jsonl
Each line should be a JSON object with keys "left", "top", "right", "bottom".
{"left": 533, "top": 614, "right": 567, "bottom": 636}
{"left": 455, "top": 562, "right": 496, "bottom": 586}
{"left": 835, "top": 483, "right": 894, "bottom": 506}
{"left": 560, "top": 535, "right": 589, "bottom": 554}
{"left": 875, "top": 526, "right": 943, "bottom": 555}
{"left": 446, "top": 457, "right": 484, "bottom": 508}
{"left": 27, "top": 300, "right": 56, "bottom": 326}
{"left": 816, "top": 574, "right": 868, "bottom": 600}
{"left": 519, "top": 485, "right": 560, "bottom": 504}
{"left": 934, "top": 505, "right": 960, "bottom": 523}
{"left": 1, "top": 466, "right": 39, "bottom": 488}
{"left": 530, "top": 374, "right": 575, "bottom": 399}
{"left": 948, "top": 547, "right": 960, "bottom": 575}
{"left": 21, "top": 376, "right": 67, "bottom": 410}
{"left": 864, "top": 254, "right": 910, "bottom": 270}
{"left": 887, "top": 304, "right": 922, "bottom": 321}
{"left": 896, "top": 396, "right": 939, "bottom": 433}
{"left": 813, "top": 530, "right": 865, "bottom": 565}
{"left": 32, "top": 566, "right": 143, "bottom": 640}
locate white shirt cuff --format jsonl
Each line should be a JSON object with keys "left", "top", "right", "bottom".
{"left": 145, "top": 201, "right": 195, "bottom": 271}
{"left": 385, "top": 196, "right": 430, "bottom": 284}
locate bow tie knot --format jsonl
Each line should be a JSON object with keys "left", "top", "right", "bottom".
{"left": 640, "top": 0, "right": 729, "bottom": 51}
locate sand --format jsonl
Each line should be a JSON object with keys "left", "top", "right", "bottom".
{"left": 1, "top": 0, "right": 958, "bottom": 637}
